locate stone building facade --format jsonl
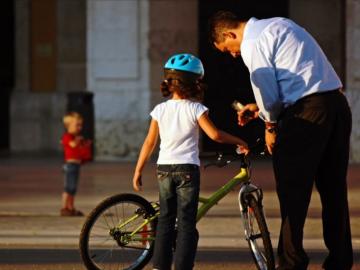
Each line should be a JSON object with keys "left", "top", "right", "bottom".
{"left": 11, "top": 0, "right": 360, "bottom": 162}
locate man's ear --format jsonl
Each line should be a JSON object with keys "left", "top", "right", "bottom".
{"left": 223, "top": 31, "right": 237, "bottom": 40}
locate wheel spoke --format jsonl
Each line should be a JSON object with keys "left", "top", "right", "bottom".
{"left": 80, "top": 195, "right": 156, "bottom": 270}
{"left": 243, "top": 195, "right": 274, "bottom": 269}
{"left": 120, "top": 245, "right": 150, "bottom": 251}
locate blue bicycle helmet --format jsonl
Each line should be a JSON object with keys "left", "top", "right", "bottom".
{"left": 164, "top": 53, "right": 204, "bottom": 82}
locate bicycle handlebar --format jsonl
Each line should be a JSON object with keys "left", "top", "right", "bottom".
{"left": 204, "top": 138, "right": 265, "bottom": 169}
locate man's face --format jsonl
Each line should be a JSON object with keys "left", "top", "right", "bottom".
{"left": 214, "top": 32, "right": 241, "bottom": 58}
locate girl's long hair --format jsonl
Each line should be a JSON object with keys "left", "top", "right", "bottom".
{"left": 160, "top": 78, "right": 206, "bottom": 101}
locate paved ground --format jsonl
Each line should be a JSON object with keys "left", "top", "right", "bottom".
{"left": 0, "top": 156, "right": 359, "bottom": 269}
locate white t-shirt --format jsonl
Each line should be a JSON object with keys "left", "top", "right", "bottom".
{"left": 150, "top": 99, "right": 208, "bottom": 166}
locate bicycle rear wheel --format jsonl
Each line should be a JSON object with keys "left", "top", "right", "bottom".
{"left": 79, "top": 193, "right": 157, "bottom": 270}
{"left": 243, "top": 194, "right": 275, "bottom": 270}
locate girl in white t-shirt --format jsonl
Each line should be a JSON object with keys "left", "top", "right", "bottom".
{"left": 132, "top": 53, "right": 248, "bottom": 270}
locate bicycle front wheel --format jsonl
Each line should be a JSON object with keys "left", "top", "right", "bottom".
{"left": 79, "top": 193, "right": 157, "bottom": 270}
{"left": 243, "top": 194, "right": 275, "bottom": 270}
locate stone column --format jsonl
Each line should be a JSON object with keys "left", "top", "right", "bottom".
{"left": 87, "top": 0, "right": 150, "bottom": 160}
{"left": 149, "top": 0, "right": 198, "bottom": 108}
{"left": 346, "top": 0, "right": 360, "bottom": 162}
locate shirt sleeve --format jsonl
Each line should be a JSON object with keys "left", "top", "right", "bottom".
{"left": 150, "top": 105, "right": 159, "bottom": 121}
{"left": 249, "top": 34, "right": 283, "bottom": 123}
{"left": 194, "top": 103, "right": 209, "bottom": 120}
{"left": 61, "top": 133, "right": 72, "bottom": 146}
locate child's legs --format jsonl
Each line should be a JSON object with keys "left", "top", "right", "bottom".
{"left": 174, "top": 168, "right": 200, "bottom": 270}
{"left": 63, "top": 163, "right": 80, "bottom": 209}
{"left": 153, "top": 170, "right": 177, "bottom": 270}
{"left": 62, "top": 192, "right": 72, "bottom": 209}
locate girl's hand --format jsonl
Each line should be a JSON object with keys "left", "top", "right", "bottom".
{"left": 132, "top": 172, "right": 143, "bottom": 192}
{"left": 237, "top": 142, "right": 249, "bottom": 155}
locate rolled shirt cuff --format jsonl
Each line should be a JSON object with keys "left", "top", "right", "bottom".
{"left": 259, "top": 111, "right": 278, "bottom": 123}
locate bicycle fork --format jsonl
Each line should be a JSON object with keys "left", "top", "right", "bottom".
{"left": 238, "top": 182, "right": 263, "bottom": 211}
{"left": 238, "top": 182, "right": 264, "bottom": 237}
{"left": 238, "top": 183, "right": 269, "bottom": 270}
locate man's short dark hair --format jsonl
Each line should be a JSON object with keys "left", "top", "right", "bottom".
{"left": 208, "top": 11, "right": 242, "bottom": 44}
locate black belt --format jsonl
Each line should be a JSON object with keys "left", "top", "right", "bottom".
{"left": 279, "top": 89, "right": 341, "bottom": 120}
{"left": 298, "top": 88, "right": 340, "bottom": 101}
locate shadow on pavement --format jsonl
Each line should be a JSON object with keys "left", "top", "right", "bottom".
{"left": 0, "top": 248, "right": 358, "bottom": 264}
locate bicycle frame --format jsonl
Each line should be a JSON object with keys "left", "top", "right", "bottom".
{"left": 114, "top": 165, "right": 253, "bottom": 243}
{"left": 196, "top": 167, "right": 250, "bottom": 221}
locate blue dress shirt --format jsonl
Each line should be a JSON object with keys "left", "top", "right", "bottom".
{"left": 241, "top": 17, "right": 343, "bottom": 122}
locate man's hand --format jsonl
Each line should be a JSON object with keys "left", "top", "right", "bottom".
{"left": 237, "top": 103, "right": 259, "bottom": 126}
{"left": 265, "top": 129, "right": 276, "bottom": 155}
{"left": 132, "top": 172, "right": 143, "bottom": 192}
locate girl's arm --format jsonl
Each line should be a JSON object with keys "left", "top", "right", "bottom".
{"left": 198, "top": 112, "right": 249, "bottom": 150}
{"left": 132, "top": 119, "right": 159, "bottom": 191}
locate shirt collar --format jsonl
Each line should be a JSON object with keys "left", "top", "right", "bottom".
{"left": 242, "top": 17, "right": 258, "bottom": 42}
{"left": 240, "top": 17, "right": 258, "bottom": 55}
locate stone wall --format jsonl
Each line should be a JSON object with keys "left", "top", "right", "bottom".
{"left": 289, "top": 0, "right": 345, "bottom": 81}
{"left": 149, "top": 0, "right": 198, "bottom": 108}
{"left": 87, "top": 0, "right": 150, "bottom": 160}
{"left": 11, "top": 0, "right": 86, "bottom": 153}
{"left": 57, "top": 0, "right": 87, "bottom": 92}
{"left": 346, "top": 0, "right": 360, "bottom": 162}
{"left": 11, "top": 0, "right": 360, "bottom": 162}
{"left": 289, "top": 0, "right": 360, "bottom": 162}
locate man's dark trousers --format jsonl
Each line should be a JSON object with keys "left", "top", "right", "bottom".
{"left": 273, "top": 90, "right": 353, "bottom": 270}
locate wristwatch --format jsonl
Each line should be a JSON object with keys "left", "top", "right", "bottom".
{"left": 265, "top": 122, "right": 277, "bottom": 133}
{"left": 266, "top": 127, "right": 277, "bottom": 133}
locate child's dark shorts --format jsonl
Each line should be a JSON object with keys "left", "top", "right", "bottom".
{"left": 63, "top": 163, "right": 80, "bottom": 195}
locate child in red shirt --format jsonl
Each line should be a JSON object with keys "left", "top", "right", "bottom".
{"left": 61, "top": 112, "right": 91, "bottom": 216}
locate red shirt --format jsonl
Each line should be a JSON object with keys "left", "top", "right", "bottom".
{"left": 61, "top": 133, "right": 92, "bottom": 162}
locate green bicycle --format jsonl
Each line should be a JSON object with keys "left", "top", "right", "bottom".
{"left": 79, "top": 150, "right": 275, "bottom": 270}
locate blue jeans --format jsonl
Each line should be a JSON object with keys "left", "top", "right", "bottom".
{"left": 63, "top": 163, "right": 80, "bottom": 195}
{"left": 152, "top": 164, "right": 200, "bottom": 270}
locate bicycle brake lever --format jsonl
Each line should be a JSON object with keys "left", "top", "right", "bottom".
{"left": 204, "top": 156, "right": 234, "bottom": 169}
{"left": 204, "top": 152, "right": 227, "bottom": 169}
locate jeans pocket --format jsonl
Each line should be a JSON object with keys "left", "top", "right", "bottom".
{"left": 177, "top": 171, "right": 200, "bottom": 189}
{"left": 179, "top": 172, "right": 192, "bottom": 182}
{"left": 179, "top": 170, "right": 199, "bottom": 181}
{"left": 156, "top": 171, "right": 169, "bottom": 181}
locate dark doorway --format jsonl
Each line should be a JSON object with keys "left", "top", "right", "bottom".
{"left": 199, "top": 0, "right": 288, "bottom": 152}
{"left": 0, "top": 0, "right": 15, "bottom": 156}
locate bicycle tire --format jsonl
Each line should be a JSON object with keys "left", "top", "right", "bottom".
{"left": 245, "top": 194, "right": 275, "bottom": 270}
{"left": 79, "top": 193, "right": 157, "bottom": 270}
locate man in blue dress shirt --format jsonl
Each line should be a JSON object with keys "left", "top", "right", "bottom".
{"left": 209, "top": 11, "right": 353, "bottom": 270}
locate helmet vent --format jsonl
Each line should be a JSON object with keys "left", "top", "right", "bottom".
{"left": 179, "top": 55, "right": 185, "bottom": 60}
{"left": 181, "top": 59, "right": 190, "bottom": 66}
{"left": 171, "top": 58, "right": 175, "bottom": 64}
